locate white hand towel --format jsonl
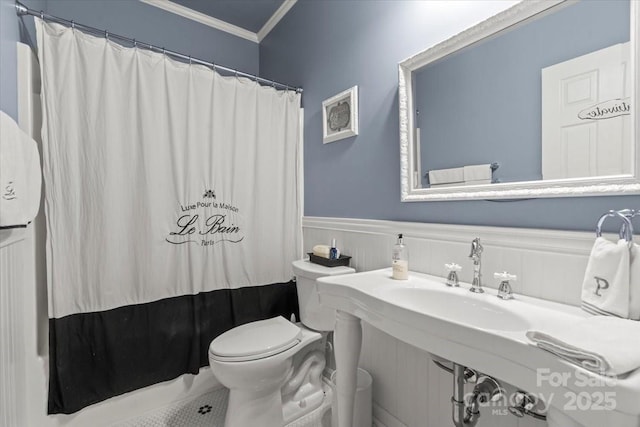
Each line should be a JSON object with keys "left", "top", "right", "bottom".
{"left": 526, "top": 316, "right": 640, "bottom": 376}
{"left": 428, "top": 167, "right": 464, "bottom": 185}
{"left": 0, "top": 111, "right": 41, "bottom": 228}
{"left": 581, "top": 237, "right": 630, "bottom": 318}
{"left": 463, "top": 164, "right": 492, "bottom": 181}
{"left": 630, "top": 243, "right": 640, "bottom": 320}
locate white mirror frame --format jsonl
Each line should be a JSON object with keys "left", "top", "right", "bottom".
{"left": 399, "top": 0, "right": 640, "bottom": 202}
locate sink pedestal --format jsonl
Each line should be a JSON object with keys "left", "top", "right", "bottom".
{"left": 334, "top": 310, "right": 362, "bottom": 427}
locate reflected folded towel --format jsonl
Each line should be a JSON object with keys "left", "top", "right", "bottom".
{"left": 630, "top": 243, "right": 640, "bottom": 320}
{"left": 463, "top": 179, "right": 491, "bottom": 186}
{"left": 580, "top": 237, "right": 630, "bottom": 318}
{"left": 463, "top": 164, "right": 492, "bottom": 181}
{"left": 0, "top": 111, "right": 41, "bottom": 229}
{"left": 429, "top": 182, "right": 461, "bottom": 188}
{"left": 428, "top": 167, "right": 464, "bottom": 186}
{"left": 526, "top": 316, "right": 640, "bottom": 376}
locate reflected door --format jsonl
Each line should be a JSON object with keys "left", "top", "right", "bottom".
{"left": 541, "top": 42, "right": 631, "bottom": 179}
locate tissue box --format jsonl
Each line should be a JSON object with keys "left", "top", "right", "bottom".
{"left": 307, "top": 253, "right": 351, "bottom": 267}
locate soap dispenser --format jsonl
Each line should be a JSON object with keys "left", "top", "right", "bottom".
{"left": 392, "top": 233, "right": 409, "bottom": 280}
{"left": 329, "top": 238, "right": 340, "bottom": 260}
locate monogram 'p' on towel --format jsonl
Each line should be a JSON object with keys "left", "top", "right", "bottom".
{"left": 527, "top": 316, "right": 640, "bottom": 376}
{"left": 581, "top": 237, "right": 630, "bottom": 318}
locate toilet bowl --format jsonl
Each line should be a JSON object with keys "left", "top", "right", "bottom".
{"left": 208, "top": 260, "right": 355, "bottom": 427}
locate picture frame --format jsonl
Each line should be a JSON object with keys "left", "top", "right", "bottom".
{"left": 322, "top": 86, "right": 358, "bottom": 144}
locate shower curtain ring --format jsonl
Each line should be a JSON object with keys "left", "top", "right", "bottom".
{"left": 105, "top": 30, "right": 109, "bottom": 40}
{"left": 71, "top": 20, "right": 75, "bottom": 29}
{"left": 189, "top": 55, "right": 192, "bottom": 65}
{"left": 40, "top": 10, "right": 44, "bottom": 19}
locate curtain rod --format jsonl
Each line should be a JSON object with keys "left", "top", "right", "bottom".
{"left": 14, "top": 1, "right": 303, "bottom": 93}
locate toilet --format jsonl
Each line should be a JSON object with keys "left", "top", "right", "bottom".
{"left": 209, "top": 259, "right": 355, "bottom": 427}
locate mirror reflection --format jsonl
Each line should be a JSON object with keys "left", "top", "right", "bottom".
{"left": 413, "top": 0, "right": 630, "bottom": 189}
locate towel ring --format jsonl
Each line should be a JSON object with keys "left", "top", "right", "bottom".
{"left": 619, "top": 209, "right": 638, "bottom": 242}
{"left": 595, "top": 210, "right": 634, "bottom": 242}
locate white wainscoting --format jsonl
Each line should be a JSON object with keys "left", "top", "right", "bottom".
{"left": 0, "top": 237, "right": 28, "bottom": 427}
{"left": 303, "top": 216, "right": 601, "bottom": 427}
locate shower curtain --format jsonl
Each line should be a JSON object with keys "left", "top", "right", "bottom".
{"left": 36, "top": 19, "right": 302, "bottom": 414}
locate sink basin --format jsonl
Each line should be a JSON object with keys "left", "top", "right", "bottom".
{"left": 378, "top": 287, "right": 530, "bottom": 331}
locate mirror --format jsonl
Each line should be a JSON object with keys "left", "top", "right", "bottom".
{"left": 399, "top": 0, "right": 640, "bottom": 201}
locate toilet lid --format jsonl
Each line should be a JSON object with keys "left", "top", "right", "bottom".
{"left": 209, "top": 316, "right": 301, "bottom": 361}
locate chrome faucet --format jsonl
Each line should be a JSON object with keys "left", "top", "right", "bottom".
{"left": 468, "top": 238, "right": 484, "bottom": 293}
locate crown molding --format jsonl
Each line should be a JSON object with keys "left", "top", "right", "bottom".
{"left": 257, "top": 0, "right": 297, "bottom": 42}
{"left": 140, "top": 0, "right": 297, "bottom": 44}
{"left": 139, "top": 0, "right": 259, "bottom": 43}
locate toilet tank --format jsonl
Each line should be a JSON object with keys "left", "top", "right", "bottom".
{"left": 292, "top": 259, "right": 355, "bottom": 331}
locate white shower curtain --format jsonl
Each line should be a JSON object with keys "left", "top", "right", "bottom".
{"left": 36, "top": 19, "right": 302, "bottom": 414}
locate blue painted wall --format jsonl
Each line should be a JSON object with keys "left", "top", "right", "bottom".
{"left": 417, "top": 0, "right": 629, "bottom": 185}
{"left": 0, "top": 0, "right": 44, "bottom": 119}
{"left": 0, "top": 0, "right": 258, "bottom": 122}
{"left": 260, "top": 0, "right": 640, "bottom": 231}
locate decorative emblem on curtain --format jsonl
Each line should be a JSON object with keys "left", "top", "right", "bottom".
{"left": 167, "top": 189, "right": 244, "bottom": 246}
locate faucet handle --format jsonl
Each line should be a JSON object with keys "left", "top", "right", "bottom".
{"left": 445, "top": 262, "right": 462, "bottom": 272}
{"left": 445, "top": 263, "right": 461, "bottom": 287}
{"left": 494, "top": 271, "right": 516, "bottom": 282}
{"left": 495, "top": 271, "right": 516, "bottom": 300}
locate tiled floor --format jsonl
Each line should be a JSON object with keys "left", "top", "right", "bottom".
{"left": 111, "top": 383, "right": 333, "bottom": 427}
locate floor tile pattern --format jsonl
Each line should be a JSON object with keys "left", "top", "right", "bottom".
{"left": 112, "top": 383, "right": 332, "bottom": 427}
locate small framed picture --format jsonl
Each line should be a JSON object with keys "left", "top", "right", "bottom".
{"left": 322, "top": 86, "right": 358, "bottom": 144}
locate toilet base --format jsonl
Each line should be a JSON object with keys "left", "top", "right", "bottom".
{"left": 225, "top": 386, "right": 285, "bottom": 427}
{"left": 282, "top": 350, "right": 327, "bottom": 424}
{"left": 211, "top": 326, "right": 325, "bottom": 427}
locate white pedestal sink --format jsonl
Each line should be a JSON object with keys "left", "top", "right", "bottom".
{"left": 317, "top": 268, "right": 640, "bottom": 427}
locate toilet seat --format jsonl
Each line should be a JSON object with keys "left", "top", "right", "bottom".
{"left": 209, "top": 316, "right": 302, "bottom": 362}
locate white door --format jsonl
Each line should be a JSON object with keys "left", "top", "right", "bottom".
{"left": 541, "top": 42, "right": 631, "bottom": 180}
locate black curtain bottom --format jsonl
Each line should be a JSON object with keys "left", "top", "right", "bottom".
{"left": 48, "top": 281, "right": 299, "bottom": 414}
